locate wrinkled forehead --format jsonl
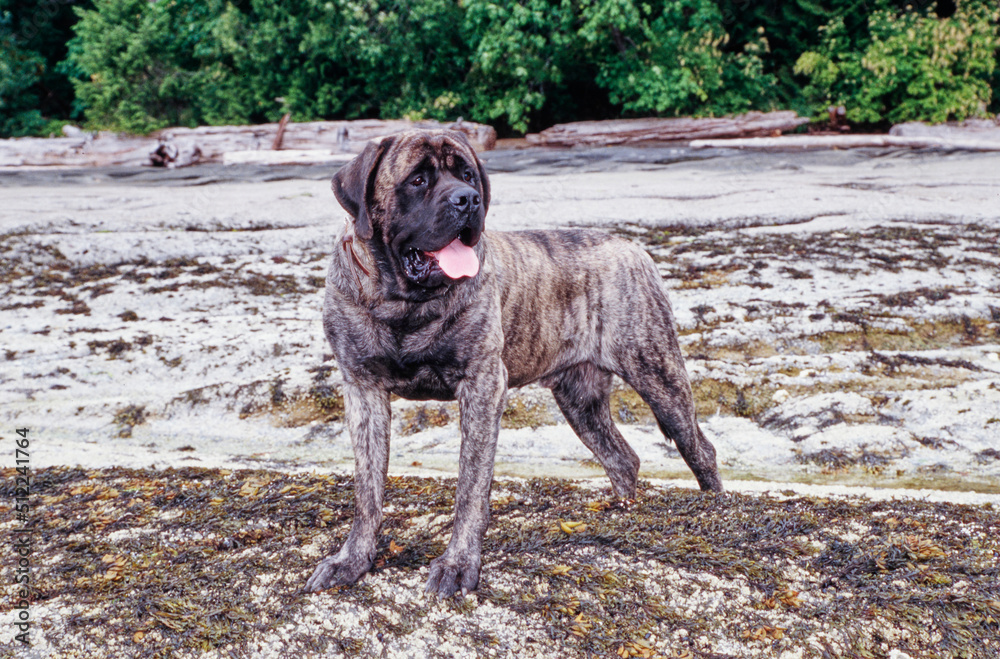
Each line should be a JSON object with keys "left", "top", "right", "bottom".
{"left": 381, "top": 131, "right": 475, "bottom": 180}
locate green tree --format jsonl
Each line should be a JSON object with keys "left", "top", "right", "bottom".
{"left": 65, "top": 0, "right": 174, "bottom": 132}
{"left": 795, "top": 2, "right": 1000, "bottom": 124}
{"left": 580, "top": 0, "right": 775, "bottom": 117}
{"left": 462, "top": 0, "right": 587, "bottom": 133}
{"left": 65, "top": 0, "right": 472, "bottom": 132}
{"left": 52, "top": 0, "right": 1000, "bottom": 135}
{"left": 1, "top": 0, "right": 94, "bottom": 137}
{"left": 1, "top": 21, "right": 46, "bottom": 135}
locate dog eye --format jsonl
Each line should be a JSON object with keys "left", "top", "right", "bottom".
{"left": 463, "top": 170, "right": 475, "bottom": 183}
{"left": 410, "top": 175, "right": 425, "bottom": 187}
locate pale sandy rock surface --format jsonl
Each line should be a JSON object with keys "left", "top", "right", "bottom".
{"left": 1, "top": 146, "right": 999, "bottom": 658}
{"left": 2, "top": 148, "right": 998, "bottom": 493}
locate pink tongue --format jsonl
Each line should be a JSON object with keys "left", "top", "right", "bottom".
{"left": 430, "top": 238, "right": 480, "bottom": 279}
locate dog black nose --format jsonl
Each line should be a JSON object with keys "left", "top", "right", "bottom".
{"left": 449, "top": 189, "right": 481, "bottom": 210}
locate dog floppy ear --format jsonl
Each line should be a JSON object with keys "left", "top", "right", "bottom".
{"left": 331, "top": 136, "right": 394, "bottom": 240}
{"left": 447, "top": 131, "right": 491, "bottom": 214}
{"left": 475, "top": 148, "right": 491, "bottom": 214}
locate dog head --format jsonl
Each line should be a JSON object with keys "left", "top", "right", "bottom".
{"left": 332, "top": 130, "right": 491, "bottom": 295}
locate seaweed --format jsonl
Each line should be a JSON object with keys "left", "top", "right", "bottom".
{"left": 501, "top": 397, "right": 555, "bottom": 430}
{"left": 3, "top": 468, "right": 997, "bottom": 657}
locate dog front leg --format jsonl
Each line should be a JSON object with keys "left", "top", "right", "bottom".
{"left": 304, "top": 382, "right": 390, "bottom": 592}
{"left": 425, "top": 357, "right": 507, "bottom": 598}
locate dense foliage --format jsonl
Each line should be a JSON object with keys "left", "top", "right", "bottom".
{"left": 1, "top": 0, "right": 92, "bottom": 136}
{"left": 794, "top": 1, "right": 1000, "bottom": 123}
{"left": 1, "top": 0, "right": 998, "bottom": 136}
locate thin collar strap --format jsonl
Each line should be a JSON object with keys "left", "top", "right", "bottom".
{"left": 341, "top": 218, "right": 371, "bottom": 293}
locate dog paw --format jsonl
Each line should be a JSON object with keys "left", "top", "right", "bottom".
{"left": 425, "top": 552, "right": 481, "bottom": 598}
{"left": 303, "top": 552, "right": 372, "bottom": 593}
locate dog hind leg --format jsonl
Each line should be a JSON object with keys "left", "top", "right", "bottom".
{"left": 619, "top": 345, "right": 723, "bottom": 493}
{"left": 549, "top": 362, "right": 640, "bottom": 499}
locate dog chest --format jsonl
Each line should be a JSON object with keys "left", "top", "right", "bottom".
{"left": 351, "top": 338, "right": 469, "bottom": 401}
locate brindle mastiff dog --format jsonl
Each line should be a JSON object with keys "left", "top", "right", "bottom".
{"left": 304, "top": 130, "right": 723, "bottom": 597}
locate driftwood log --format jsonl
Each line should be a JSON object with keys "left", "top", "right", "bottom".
{"left": 525, "top": 111, "right": 809, "bottom": 146}
{"left": 690, "top": 134, "right": 1000, "bottom": 151}
{"left": 221, "top": 150, "right": 355, "bottom": 166}
{"left": 0, "top": 132, "right": 158, "bottom": 168}
{"left": 156, "top": 118, "right": 497, "bottom": 161}
{"left": 0, "top": 118, "right": 497, "bottom": 168}
{"left": 889, "top": 118, "right": 1000, "bottom": 142}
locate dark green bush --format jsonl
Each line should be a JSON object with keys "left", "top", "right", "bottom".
{"left": 717, "top": 0, "right": 885, "bottom": 115}
{"left": 5, "top": 0, "right": 997, "bottom": 137}
{"left": 64, "top": 0, "right": 170, "bottom": 133}
{"left": 0, "top": 24, "right": 46, "bottom": 136}
{"left": 794, "top": 1, "right": 1000, "bottom": 124}
{"left": 64, "top": 0, "right": 474, "bottom": 132}
{"left": 462, "top": 0, "right": 584, "bottom": 133}
{"left": 579, "top": 0, "right": 775, "bottom": 117}
{"left": 460, "top": 0, "right": 778, "bottom": 132}
{"left": 65, "top": 0, "right": 265, "bottom": 133}
{"left": 1, "top": 0, "right": 92, "bottom": 137}
{"left": 274, "top": 0, "right": 469, "bottom": 122}
{"left": 64, "top": 0, "right": 783, "bottom": 134}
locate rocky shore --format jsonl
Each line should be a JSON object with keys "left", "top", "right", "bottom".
{"left": 2, "top": 146, "right": 999, "bottom": 657}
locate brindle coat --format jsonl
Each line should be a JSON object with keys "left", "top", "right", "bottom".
{"left": 304, "top": 130, "right": 723, "bottom": 597}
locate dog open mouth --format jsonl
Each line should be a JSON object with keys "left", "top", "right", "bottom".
{"left": 404, "top": 228, "right": 480, "bottom": 283}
